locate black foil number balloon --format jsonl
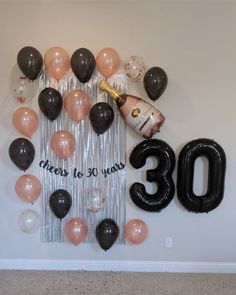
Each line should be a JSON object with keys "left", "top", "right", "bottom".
{"left": 38, "top": 88, "right": 63, "bottom": 121}
{"left": 17, "top": 46, "right": 43, "bottom": 80}
{"left": 90, "top": 102, "right": 114, "bottom": 135}
{"left": 96, "top": 218, "right": 119, "bottom": 251}
{"left": 143, "top": 67, "right": 168, "bottom": 101}
{"left": 49, "top": 189, "right": 72, "bottom": 220}
{"left": 129, "top": 139, "right": 175, "bottom": 212}
{"left": 9, "top": 138, "right": 35, "bottom": 171}
{"left": 71, "top": 48, "right": 96, "bottom": 83}
{"left": 177, "top": 138, "right": 226, "bottom": 213}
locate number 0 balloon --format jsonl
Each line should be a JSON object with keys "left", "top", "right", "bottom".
{"left": 177, "top": 138, "right": 226, "bottom": 213}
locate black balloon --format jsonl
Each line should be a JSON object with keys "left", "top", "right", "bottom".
{"left": 9, "top": 138, "right": 35, "bottom": 171}
{"left": 177, "top": 138, "right": 226, "bottom": 213}
{"left": 129, "top": 139, "right": 175, "bottom": 212}
{"left": 17, "top": 46, "right": 43, "bottom": 80}
{"left": 38, "top": 87, "right": 63, "bottom": 121}
{"left": 49, "top": 189, "right": 72, "bottom": 220}
{"left": 143, "top": 67, "right": 168, "bottom": 101}
{"left": 71, "top": 48, "right": 96, "bottom": 83}
{"left": 96, "top": 218, "right": 119, "bottom": 251}
{"left": 90, "top": 102, "right": 114, "bottom": 135}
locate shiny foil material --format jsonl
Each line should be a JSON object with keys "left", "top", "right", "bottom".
{"left": 39, "top": 70, "right": 127, "bottom": 244}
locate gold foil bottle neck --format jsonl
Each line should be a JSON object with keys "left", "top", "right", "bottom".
{"left": 98, "top": 79, "right": 123, "bottom": 100}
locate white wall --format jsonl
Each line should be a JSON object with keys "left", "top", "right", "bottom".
{"left": 0, "top": 0, "right": 236, "bottom": 272}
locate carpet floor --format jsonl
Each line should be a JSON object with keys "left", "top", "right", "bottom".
{"left": 0, "top": 270, "right": 235, "bottom": 295}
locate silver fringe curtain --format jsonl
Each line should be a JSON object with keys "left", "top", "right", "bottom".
{"left": 39, "top": 70, "right": 127, "bottom": 244}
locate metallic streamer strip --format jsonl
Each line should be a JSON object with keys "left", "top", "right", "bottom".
{"left": 39, "top": 70, "right": 127, "bottom": 244}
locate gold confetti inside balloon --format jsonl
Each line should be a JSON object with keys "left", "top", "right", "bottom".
{"left": 124, "top": 56, "right": 146, "bottom": 81}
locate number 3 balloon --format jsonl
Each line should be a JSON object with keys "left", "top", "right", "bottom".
{"left": 129, "top": 139, "right": 175, "bottom": 212}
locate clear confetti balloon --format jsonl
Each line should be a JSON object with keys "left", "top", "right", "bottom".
{"left": 124, "top": 56, "right": 146, "bottom": 81}
{"left": 85, "top": 188, "right": 107, "bottom": 213}
{"left": 18, "top": 209, "right": 40, "bottom": 233}
{"left": 9, "top": 65, "right": 38, "bottom": 104}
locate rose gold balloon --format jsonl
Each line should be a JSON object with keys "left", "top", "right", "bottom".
{"left": 44, "top": 47, "right": 70, "bottom": 80}
{"left": 12, "top": 107, "right": 38, "bottom": 138}
{"left": 15, "top": 174, "right": 41, "bottom": 204}
{"left": 96, "top": 47, "right": 120, "bottom": 78}
{"left": 125, "top": 219, "right": 148, "bottom": 244}
{"left": 64, "top": 89, "right": 91, "bottom": 123}
{"left": 51, "top": 130, "right": 76, "bottom": 160}
{"left": 65, "top": 217, "right": 88, "bottom": 246}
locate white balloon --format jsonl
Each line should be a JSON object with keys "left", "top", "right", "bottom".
{"left": 18, "top": 209, "right": 40, "bottom": 234}
{"left": 124, "top": 56, "right": 146, "bottom": 81}
{"left": 85, "top": 188, "right": 107, "bottom": 213}
{"left": 9, "top": 64, "right": 38, "bottom": 104}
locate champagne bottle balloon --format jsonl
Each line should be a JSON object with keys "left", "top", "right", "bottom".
{"left": 98, "top": 80, "right": 165, "bottom": 139}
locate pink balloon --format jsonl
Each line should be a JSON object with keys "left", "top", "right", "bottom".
{"left": 51, "top": 130, "right": 76, "bottom": 160}
{"left": 44, "top": 47, "right": 70, "bottom": 80}
{"left": 125, "top": 219, "right": 148, "bottom": 244}
{"left": 65, "top": 217, "right": 88, "bottom": 246}
{"left": 12, "top": 107, "right": 38, "bottom": 138}
{"left": 15, "top": 174, "right": 41, "bottom": 204}
{"left": 64, "top": 89, "right": 91, "bottom": 123}
{"left": 96, "top": 48, "right": 120, "bottom": 78}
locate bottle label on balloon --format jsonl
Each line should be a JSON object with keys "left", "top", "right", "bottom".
{"left": 126, "top": 101, "right": 161, "bottom": 136}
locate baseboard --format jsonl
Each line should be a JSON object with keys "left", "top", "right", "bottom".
{"left": 0, "top": 259, "right": 236, "bottom": 273}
